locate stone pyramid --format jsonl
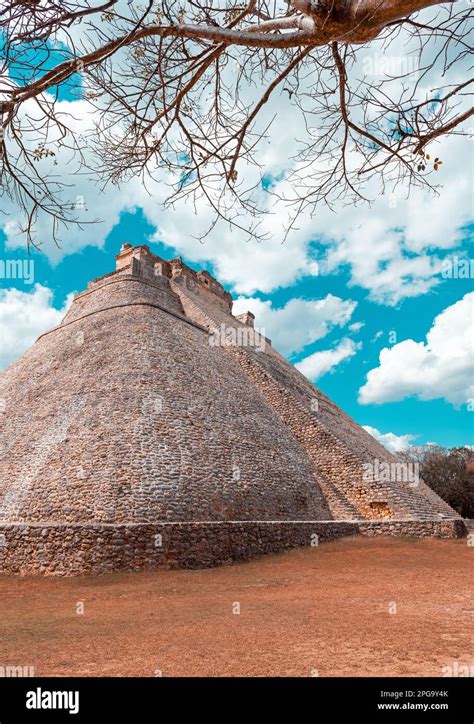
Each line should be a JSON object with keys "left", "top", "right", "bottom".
{"left": 0, "top": 244, "right": 464, "bottom": 575}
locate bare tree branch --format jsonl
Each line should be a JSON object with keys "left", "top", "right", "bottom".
{"left": 0, "top": 0, "right": 472, "bottom": 246}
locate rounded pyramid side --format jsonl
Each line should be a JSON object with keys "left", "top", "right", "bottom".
{"left": 168, "top": 273, "right": 461, "bottom": 523}
{"left": 0, "top": 273, "right": 332, "bottom": 528}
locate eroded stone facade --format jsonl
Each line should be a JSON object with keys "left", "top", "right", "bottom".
{"left": 0, "top": 244, "right": 465, "bottom": 575}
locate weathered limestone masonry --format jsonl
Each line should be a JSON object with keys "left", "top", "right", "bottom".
{"left": 0, "top": 244, "right": 466, "bottom": 575}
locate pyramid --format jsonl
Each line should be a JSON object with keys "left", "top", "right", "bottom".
{"left": 0, "top": 244, "right": 465, "bottom": 575}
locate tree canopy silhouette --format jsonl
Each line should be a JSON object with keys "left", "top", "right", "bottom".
{"left": 1, "top": 0, "right": 472, "bottom": 245}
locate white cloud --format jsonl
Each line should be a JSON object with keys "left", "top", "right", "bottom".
{"left": 359, "top": 293, "right": 474, "bottom": 407}
{"left": 296, "top": 338, "right": 361, "bottom": 380}
{"left": 349, "top": 321, "right": 364, "bottom": 333}
{"left": 362, "top": 425, "right": 417, "bottom": 453}
{"left": 1, "top": 99, "right": 135, "bottom": 265}
{"left": 0, "top": 285, "right": 71, "bottom": 370}
{"left": 139, "top": 129, "right": 471, "bottom": 301}
{"left": 232, "top": 294, "right": 357, "bottom": 355}
{"left": 1, "top": 8, "right": 472, "bottom": 306}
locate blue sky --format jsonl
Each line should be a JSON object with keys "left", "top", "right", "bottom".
{"left": 0, "top": 10, "right": 473, "bottom": 453}
{"left": 1, "top": 209, "right": 472, "bottom": 451}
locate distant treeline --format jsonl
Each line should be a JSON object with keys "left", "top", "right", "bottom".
{"left": 401, "top": 446, "right": 474, "bottom": 519}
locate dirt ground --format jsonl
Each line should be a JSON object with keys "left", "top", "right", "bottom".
{"left": 0, "top": 536, "right": 472, "bottom": 677}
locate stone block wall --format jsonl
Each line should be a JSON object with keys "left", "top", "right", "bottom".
{"left": 0, "top": 244, "right": 465, "bottom": 575}
{"left": 0, "top": 519, "right": 465, "bottom": 576}
{"left": 168, "top": 276, "right": 458, "bottom": 523}
{"left": 0, "top": 298, "right": 332, "bottom": 527}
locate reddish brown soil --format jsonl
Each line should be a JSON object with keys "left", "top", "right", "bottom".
{"left": 0, "top": 537, "right": 472, "bottom": 677}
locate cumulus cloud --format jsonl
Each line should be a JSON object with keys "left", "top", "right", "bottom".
{"left": 359, "top": 293, "right": 474, "bottom": 407}
{"left": 141, "top": 126, "right": 471, "bottom": 301}
{"left": 1, "top": 9, "right": 472, "bottom": 305}
{"left": 1, "top": 99, "right": 136, "bottom": 265}
{"left": 232, "top": 294, "right": 357, "bottom": 355}
{"left": 296, "top": 338, "right": 361, "bottom": 380}
{"left": 349, "top": 321, "right": 364, "bottom": 333}
{"left": 0, "top": 285, "right": 72, "bottom": 370}
{"left": 362, "top": 425, "right": 417, "bottom": 453}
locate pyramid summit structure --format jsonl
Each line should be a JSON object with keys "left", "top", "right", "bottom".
{"left": 0, "top": 244, "right": 465, "bottom": 575}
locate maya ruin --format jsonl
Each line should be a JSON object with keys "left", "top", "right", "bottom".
{"left": 0, "top": 244, "right": 466, "bottom": 575}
